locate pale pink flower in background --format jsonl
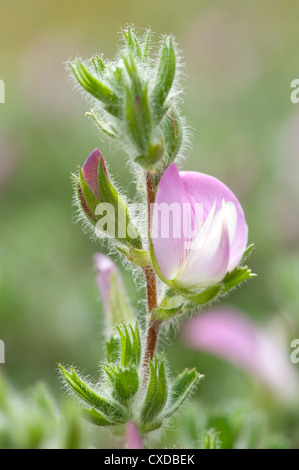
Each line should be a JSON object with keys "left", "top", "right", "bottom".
{"left": 93, "top": 253, "right": 133, "bottom": 327}
{"left": 125, "top": 421, "right": 144, "bottom": 449}
{"left": 182, "top": 307, "right": 299, "bottom": 402}
{"left": 151, "top": 163, "right": 248, "bottom": 289}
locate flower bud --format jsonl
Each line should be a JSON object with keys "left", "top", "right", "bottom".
{"left": 77, "top": 148, "right": 142, "bottom": 248}
{"left": 94, "top": 253, "right": 134, "bottom": 329}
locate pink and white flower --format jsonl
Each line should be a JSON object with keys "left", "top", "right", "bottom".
{"left": 151, "top": 163, "right": 248, "bottom": 289}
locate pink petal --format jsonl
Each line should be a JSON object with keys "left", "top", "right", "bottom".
{"left": 93, "top": 253, "right": 116, "bottom": 315}
{"left": 125, "top": 421, "right": 144, "bottom": 449}
{"left": 151, "top": 163, "right": 195, "bottom": 280}
{"left": 180, "top": 171, "right": 248, "bottom": 271}
{"left": 182, "top": 308, "right": 299, "bottom": 401}
{"left": 175, "top": 201, "right": 231, "bottom": 288}
{"left": 82, "top": 148, "right": 103, "bottom": 200}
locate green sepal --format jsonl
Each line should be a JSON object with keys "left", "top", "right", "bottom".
{"left": 163, "top": 368, "right": 202, "bottom": 419}
{"left": 78, "top": 166, "right": 100, "bottom": 223}
{"left": 181, "top": 284, "right": 223, "bottom": 305}
{"left": 72, "top": 172, "right": 97, "bottom": 226}
{"left": 116, "top": 244, "right": 150, "bottom": 268}
{"left": 222, "top": 265, "right": 257, "bottom": 293}
{"left": 69, "top": 60, "right": 119, "bottom": 116}
{"left": 97, "top": 158, "right": 143, "bottom": 249}
{"left": 161, "top": 108, "right": 183, "bottom": 164}
{"left": 82, "top": 407, "right": 115, "bottom": 426}
{"left": 105, "top": 336, "right": 120, "bottom": 363}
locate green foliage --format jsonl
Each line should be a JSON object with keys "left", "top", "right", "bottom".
{"left": 0, "top": 375, "right": 86, "bottom": 449}
{"left": 199, "top": 429, "right": 221, "bottom": 449}
{"left": 60, "top": 322, "right": 201, "bottom": 435}
{"left": 151, "top": 37, "right": 176, "bottom": 123}
{"left": 138, "top": 358, "right": 201, "bottom": 434}
{"left": 69, "top": 61, "right": 120, "bottom": 116}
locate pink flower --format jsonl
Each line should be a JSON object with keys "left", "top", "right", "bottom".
{"left": 182, "top": 307, "right": 299, "bottom": 402}
{"left": 151, "top": 163, "right": 248, "bottom": 289}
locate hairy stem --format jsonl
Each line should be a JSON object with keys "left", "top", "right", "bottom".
{"left": 143, "top": 172, "right": 161, "bottom": 362}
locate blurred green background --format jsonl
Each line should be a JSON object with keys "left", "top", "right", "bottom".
{"left": 1, "top": 0, "right": 299, "bottom": 448}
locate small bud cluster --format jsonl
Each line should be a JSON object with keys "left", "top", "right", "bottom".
{"left": 70, "top": 28, "right": 184, "bottom": 173}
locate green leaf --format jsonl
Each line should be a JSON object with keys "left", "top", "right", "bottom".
{"left": 102, "top": 363, "right": 117, "bottom": 383}
{"left": 124, "top": 80, "right": 152, "bottom": 154}
{"left": 69, "top": 61, "right": 119, "bottom": 116}
{"left": 222, "top": 265, "right": 257, "bottom": 293}
{"left": 154, "top": 360, "right": 168, "bottom": 416}
{"left": 116, "top": 324, "right": 141, "bottom": 368}
{"left": 82, "top": 407, "right": 115, "bottom": 426}
{"left": 142, "top": 30, "right": 150, "bottom": 62}
{"left": 105, "top": 336, "right": 120, "bottom": 363}
{"left": 123, "top": 28, "right": 142, "bottom": 60}
{"left": 140, "top": 358, "right": 158, "bottom": 424}
{"left": 59, "top": 365, "right": 126, "bottom": 422}
{"left": 139, "top": 418, "right": 163, "bottom": 434}
{"left": 114, "top": 365, "right": 139, "bottom": 402}
{"left": 140, "top": 356, "right": 168, "bottom": 424}
{"left": 151, "top": 37, "right": 176, "bottom": 121}
{"left": 163, "top": 368, "right": 202, "bottom": 419}
{"left": 129, "top": 323, "right": 141, "bottom": 366}
{"left": 92, "top": 56, "right": 106, "bottom": 77}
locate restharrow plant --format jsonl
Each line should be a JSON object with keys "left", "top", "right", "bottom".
{"left": 60, "top": 27, "right": 256, "bottom": 448}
